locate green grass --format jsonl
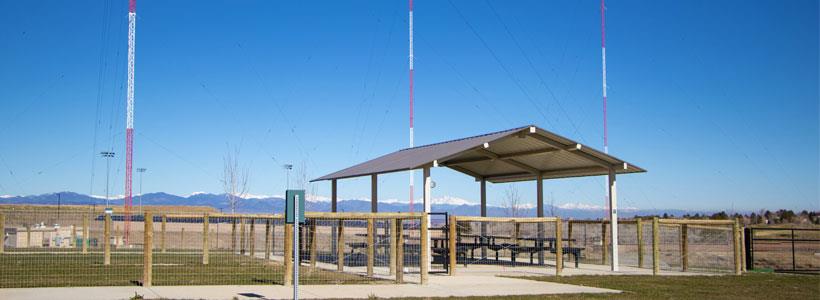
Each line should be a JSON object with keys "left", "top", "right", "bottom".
{"left": 0, "top": 252, "right": 381, "bottom": 288}
{"left": 389, "top": 273, "right": 819, "bottom": 300}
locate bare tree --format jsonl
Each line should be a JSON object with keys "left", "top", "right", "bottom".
{"left": 503, "top": 184, "right": 523, "bottom": 217}
{"left": 549, "top": 192, "right": 557, "bottom": 216}
{"left": 222, "top": 146, "right": 249, "bottom": 214}
{"left": 293, "top": 160, "right": 318, "bottom": 211}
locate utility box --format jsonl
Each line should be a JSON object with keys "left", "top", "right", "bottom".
{"left": 285, "top": 189, "right": 305, "bottom": 224}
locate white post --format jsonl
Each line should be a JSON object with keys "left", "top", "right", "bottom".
{"left": 608, "top": 167, "right": 619, "bottom": 271}
{"left": 423, "top": 167, "right": 432, "bottom": 270}
{"left": 293, "top": 193, "right": 300, "bottom": 300}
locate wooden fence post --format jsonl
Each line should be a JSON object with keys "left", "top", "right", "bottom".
{"left": 202, "top": 214, "right": 209, "bottom": 265}
{"left": 337, "top": 220, "right": 345, "bottom": 271}
{"left": 636, "top": 218, "right": 644, "bottom": 268}
{"left": 143, "top": 212, "right": 153, "bottom": 287}
{"left": 0, "top": 213, "right": 4, "bottom": 253}
{"left": 567, "top": 221, "right": 573, "bottom": 248}
{"left": 733, "top": 218, "right": 742, "bottom": 275}
{"left": 738, "top": 218, "right": 746, "bottom": 272}
{"left": 104, "top": 214, "right": 111, "bottom": 265}
{"left": 652, "top": 217, "right": 660, "bottom": 275}
{"left": 265, "top": 219, "right": 271, "bottom": 260}
{"left": 420, "top": 213, "right": 429, "bottom": 285}
{"left": 367, "top": 218, "right": 375, "bottom": 277}
{"left": 390, "top": 218, "right": 397, "bottom": 275}
{"left": 681, "top": 224, "right": 688, "bottom": 272}
{"left": 601, "top": 221, "right": 608, "bottom": 265}
{"left": 271, "top": 220, "right": 276, "bottom": 255}
{"left": 26, "top": 225, "right": 31, "bottom": 248}
{"left": 161, "top": 215, "right": 167, "bottom": 253}
{"left": 239, "top": 217, "right": 246, "bottom": 255}
{"left": 555, "top": 218, "right": 563, "bottom": 276}
{"left": 249, "top": 218, "right": 256, "bottom": 257}
{"left": 82, "top": 214, "right": 89, "bottom": 254}
{"left": 448, "top": 215, "right": 457, "bottom": 276}
{"left": 231, "top": 217, "right": 237, "bottom": 253}
{"left": 395, "top": 219, "right": 404, "bottom": 283}
{"left": 71, "top": 224, "right": 77, "bottom": 248}
{"left": 283, "top": 223, "right": 293, "bottom": 286}
{"left": 309, "top": 220, "right": 318, "bottom": 268}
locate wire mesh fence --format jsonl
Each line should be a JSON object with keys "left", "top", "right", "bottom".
{"left": 0, "top": 209, "right": 428, "bottom": 288}
{"left": 447, "top": 217, "right": 742, "bottom": 276}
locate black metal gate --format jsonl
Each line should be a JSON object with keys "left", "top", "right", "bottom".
{"left": 745, "top": 227, "right": 820, "bottom": 273}
{"left": 428, "top": 212, "right": 450, "bottom": 274}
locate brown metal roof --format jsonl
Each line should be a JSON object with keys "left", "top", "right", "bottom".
{"left": 312, "top": 125, "right": 645, "bottom": 183}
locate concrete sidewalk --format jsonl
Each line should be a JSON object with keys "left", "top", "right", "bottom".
{"left": 0, "top": 274, "right": 619, "bottom": 300}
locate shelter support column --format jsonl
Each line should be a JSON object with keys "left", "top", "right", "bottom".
{"left": 480, "top": 178, "right": 487, "bottom": 260}
{"left": 331, "top": 179, "right": 338, "bottom": 258}
{"left": 371, "top": 174, "right": 378, "bottom": 212}
{"left": 331, "top": 179, "right": 338, "bottom": 212}
{"left": 608, "top": 168, "right": 619, "bottom": 272}
{"left": 422, "top": 167, "right": 432, "bottom": 273}
{"left": 537, "top": 174, "right": 544, "bottom": 265}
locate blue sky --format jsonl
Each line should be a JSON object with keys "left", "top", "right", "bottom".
{"left": 0, "top": 0, "right": 817, "bottom": 211}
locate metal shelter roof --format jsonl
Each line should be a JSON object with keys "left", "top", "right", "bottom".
{"left": 312, "top": 125, "right": 645, "bottom": 183}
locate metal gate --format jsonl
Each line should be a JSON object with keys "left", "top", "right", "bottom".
{"left": 428, "top": 212, "right": 450, "bottom": 274}
{"left": 745, "top": 227, "right": 820, "bottom": 273}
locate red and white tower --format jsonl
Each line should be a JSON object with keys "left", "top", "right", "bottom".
{"left": 124, "top": 0, "right": 136, "bottom": 245}
{"left": 408, "top": 0, "right": 415, "bottom": 212}
{"left": 601, "top": 0, "right": 619, "bottom": 272}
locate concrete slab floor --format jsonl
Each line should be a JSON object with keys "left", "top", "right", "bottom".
{"left": 0, "top": 273, "right": 619, "bottom": 300}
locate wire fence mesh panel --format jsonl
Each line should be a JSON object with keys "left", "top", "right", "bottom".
{"left": 0, "top": 210, "right": 427, "bottom": 287}
{"left": 683, "top": 225, "right": 734, "bottom": 273}
{"left": 616, "top": 222, "right": 639, "bottom": 268}
{"left": 0, "top": 209, "right": 143, "bottom": 287}
{"left": 290, "top": 214, "right": 426, "bottom": 285}
{"left": 566, "top": 221, "right": 607, "bottom": 266}
{"left": 657, "top": 224, "right": 682, "bottom": 271}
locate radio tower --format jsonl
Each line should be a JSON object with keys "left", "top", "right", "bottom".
{"left": 601, "top": 0, "right": 608, "bottom": 218}
{"left": 408, "top": 0, "right": 415, "bottom": 212}
{"left": 124, "top": 0, "right": 136, "bottom": 245}
{"left": 601, "top": 0, "right": 619, "bottom": 272}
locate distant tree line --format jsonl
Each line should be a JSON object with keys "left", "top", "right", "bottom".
{"left": 634, "top": 209, "right": 819, "bottom": 226}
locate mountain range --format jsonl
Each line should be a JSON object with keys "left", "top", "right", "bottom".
{"left": 0, "top": 192, "right": 701, "bottom": 219}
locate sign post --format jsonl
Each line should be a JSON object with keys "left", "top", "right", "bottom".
{"left": 285, "top": 190, "right": 305, "bottom": 300}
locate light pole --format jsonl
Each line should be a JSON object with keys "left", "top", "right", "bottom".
{"left": 100, "top": 151, "right": 115, "bottom": 209}
{"left": 283, "top": 164, "right": 293, "bottom": 191}
{"left": 137, "top": 168, "right": 147, "bottom": 215}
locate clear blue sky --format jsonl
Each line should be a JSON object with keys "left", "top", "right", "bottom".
{"left": 0, "top": 0, "right": 817, "bottom": 211}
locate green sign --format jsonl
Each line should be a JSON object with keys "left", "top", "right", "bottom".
{"left": 285, "top": 189, "right": 305, "bottom": 224}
